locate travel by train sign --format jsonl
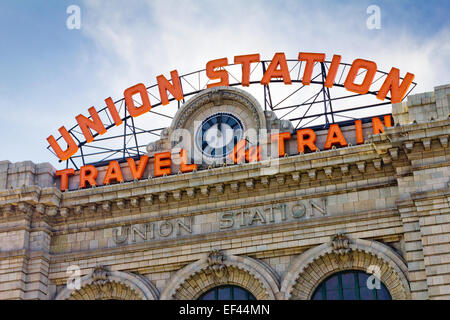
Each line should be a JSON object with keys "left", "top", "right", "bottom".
{"left": 47, "top": 52, "right": 416, "bottom": 191}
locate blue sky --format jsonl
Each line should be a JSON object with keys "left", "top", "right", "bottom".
{"left": 0, "top": 0, "right": 449, "bottom": 167}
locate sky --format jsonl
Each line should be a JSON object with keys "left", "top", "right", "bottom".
{"left": 0, "top": 0, "right": 449, "bottom": 168}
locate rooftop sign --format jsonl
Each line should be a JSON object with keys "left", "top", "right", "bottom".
{"left": 47, "top": 52, "right": 415, "bottom": 165}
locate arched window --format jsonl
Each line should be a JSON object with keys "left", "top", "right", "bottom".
{"left": 312, "top": 270, "right": 392, "bottom": 300}
{"left": 198, "top": 285, "right": 256, "bottom": 300}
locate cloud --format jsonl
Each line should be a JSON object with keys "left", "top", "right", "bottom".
{"left": 81, "top": 0, "right": 449, "bottom": 95}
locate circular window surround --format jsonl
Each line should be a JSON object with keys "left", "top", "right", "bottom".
{"left": 280, "top": 237, "right": 411, "bottom": 300}
{"left": 168, "top": 87, "right": 265, "bottom": 153}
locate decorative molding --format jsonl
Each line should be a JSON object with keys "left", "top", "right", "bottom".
{"left": 421, "top": 138, "right": 431, "bottom": 151}
{"left": 200, "top": 186, "right": 209, "bottom": 196}
{"left": 308, "top": 169, "right": 316, "bottom": 180}
{"left": 340, "top": 165, "right": 349, "bottom": 176}
{"left": 159, "top": 193, "right": 167, "bottom": 203}
{"left": 261, "top": 176, "right": 269, "bottom": 187}
{"left": 215, "top": 184, "right": 224, "bottom": 194}
{"left": 206, "top": 249, "right": 228, "bottom": 280}
{"left": 280, "top": 238, "right": 411, "bottom": 300}
{"left": 230, "top": 182, "right": 239, "bottom": 192}
{"left": 439, "top": 135, "right": 448, "bottom": 148}
{"left": 389, "top": 148, "right": 399, "bottom": 160}
{"left": 55, "top": 269, "right": 159, "bottom": 300}
{"left": 186, "top": 188, "right": 195, "bottom": 198}
{"left": 404, "top": 141, "right": 414, "bottom": 153}
{"left": 160, "top": 253, "right": 280, "bottom": 300}
{"left": 276, "top": 174, "right": 286, "bottom": 185}
{"left": 144, "top": 195, "right": 153, "bottom": 205}
{"left": 245, "top": 179, "right": 254, "bottom": 190}
{"left": 130, "top": 198, "right": 140, "bottom": 207}
{"left": 324, "top": 167, "right": 333, "bottom": 179}
{"left": 172, "top": 190, "right": 182, "bottom": 201}
{"left": 373, "top": 159, "right": 382, "bottom": 171}
{"left": 357, "top": 161, "right": 366, "bottom": 173}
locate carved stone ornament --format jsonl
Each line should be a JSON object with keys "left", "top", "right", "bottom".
{"left": 331, "top": 233, "right": 353, "bottom": 267}
{"left": 92, "top": 265, "right": 109, "bottom": 286}
{"left": 206, "top": 250, "right": 228, "bottom": 280}
{"left": 331, "top": 233, "right": 351, "bottom": 255}
{"left": 92, "top": 265, "right": 112, "bottom": 299}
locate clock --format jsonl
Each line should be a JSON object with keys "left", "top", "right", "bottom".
{"left": 195, "top": 113, "right": 244, "bottom": 159}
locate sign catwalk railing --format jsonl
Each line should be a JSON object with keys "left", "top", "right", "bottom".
{"left": 46, "top": 52, "right": 416, "bottom": 170}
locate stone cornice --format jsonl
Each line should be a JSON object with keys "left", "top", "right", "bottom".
{"left": 0, "top": 142, "right": 399, "bottom": 221}
{"left": 48, "top": 176, "right": 397, "bottom": 233}
{"left": 54, "top": 144, "right": 394, "bottom": 218}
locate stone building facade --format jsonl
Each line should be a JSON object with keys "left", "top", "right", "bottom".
{"left": 0, "top": 84, "right": 449, "bottom": 300}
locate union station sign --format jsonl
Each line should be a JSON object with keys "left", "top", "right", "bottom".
{"left": 46, "top": 52, "right": 415, "bottom": 191}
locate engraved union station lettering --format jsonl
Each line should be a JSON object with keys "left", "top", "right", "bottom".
{"left": 111, "top": 199, "right": 326, "bottom": 245}
{"left": 113, "top": 217, "right": 193, "bottom": 244}
{"left": 219, "top": 199, "right": 327, "bottom": 230}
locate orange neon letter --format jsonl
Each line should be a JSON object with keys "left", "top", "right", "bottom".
{"left": 79, "top": 165, "right": 98, "bottom": 188}
{"left": 105, "top": 97, "right": 123, "bottom": 126}
{"left": 245, "top": 146, "right": 261, "bottom": 163}
{"left": 376, "top": 68, "right": 415, "bottom": 103}
{"left": 55, "top": 168, "right": 75, "bottom": 192}
{"left": 324, "top": 124, "right": 348, "bottom": 149}
{"left": 75, "top": 106, "right": 107, "bottom": 143}
{"left": 298, "top": 52, "right": 325, "bottom": 85}
{"left": 296, "top": 128, "right": 317, "bottom": 153}
{"left": 157, "top": 70, "right": 184, "bottom": 105}
{"left": 154, "top": 152, "right": 171, "bottom": 177}
{"left": 127, "top": 155, "right": 149, "bottom": 180}
{"left": 124, "top": 83, "right": 152, "bottom": 117}
{"left": 180, "top": 149, "right": 197, "bottom": 173}
{"left": 47, "top": 126, "right": 79, "bottom": 161}
{"left": 234, "top": 54, "right": 260, "bottom": 86}
{"left": 206, "top": 58, "right": 229, "bottom": 88}
{"left": 230, "top": 140, "right": 247, "bottom": 164}
{"left": 103, "top": 160, "right": 124, "bottom": 185}
{"left": 344, "top": 59, "right": 377, "bottom": 94}
{"left": 271, "top": 132, "right": 291, "bottom": 157}
{"left": 372, "top": 115, "right": 392, "bottom": 134}
{"left": 261, "top": 52, "right": 292, "bottom": 85}
{"left": 355, "top": 120, "right": 364, "bottom": 144}
{"left": 324, "top": 55, "right": 341, "bottom": 88}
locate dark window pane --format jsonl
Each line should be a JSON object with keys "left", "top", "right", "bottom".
{"left": 358, "top": 273, "right": 370, "bottom": 288}
{"left": 200, "top": 290, "right": 215, "bottom": 300}
{"left": 325, "top": 275, "right": 339, "bottom": 290}
{"left": 311, "top": 270, "right": 392, "bottom": 301}
{"left": 376, "top": 288, "right": 391, "bottom": 300}
{"left": 312, "top": 288, "right": 322, "bottom": 300}
{"left": 341, "top": 272, "right": 356, "bottom": 289}
{"left": 359, "top": 287, "right": 375, "bottom": 300}
{"left": 218, "top": 286, "right": 231, "bottom": 300}
{"left": 326, "top": 289, "right": 340, "bottom": 300}
{"left": 234, "top": 287, "right": 248, "bottom": 300}
{"left": 343, "top": 288, "right": 357, "bottom": 300}
{"left": 198, "top": 285, "right": 254, "bottom": 301}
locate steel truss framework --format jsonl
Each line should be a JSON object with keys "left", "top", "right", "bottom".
{"left": 48, "top": 59, "right": 417, "bottom": 169}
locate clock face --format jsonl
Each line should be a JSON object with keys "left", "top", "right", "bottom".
{"left": 195, "top": 113, "right": 244, "bottom": 159}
